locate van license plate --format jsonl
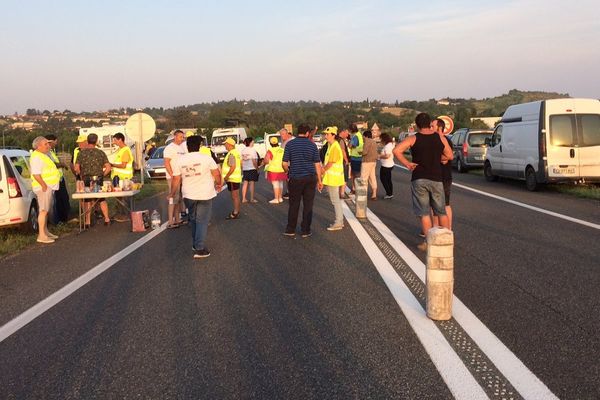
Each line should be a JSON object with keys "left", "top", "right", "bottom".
{"left": 552, "top": 167, "right": 575, "bottom": 174}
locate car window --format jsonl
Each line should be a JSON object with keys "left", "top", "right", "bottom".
{"left": 151, "top": 147, "right": 165, "bottom": 159}
{"left": 468, "top": 133, "right": 493, "bottom": 147}
{"left": 549, "top": 115, "right": 576, "bottom": 147}
{"left": 9, "top": 155, "right": 31, "bottom": 179}
{"left": 578, "top": 114, "right": 600, "bottom": 147}
{"left": 491, "top": 126, "right": 502, "bottom": 147}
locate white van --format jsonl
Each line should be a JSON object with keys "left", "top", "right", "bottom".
{"left": 210, "top": 127, "right": 247, "bottom": 162}
{"left": 484, "top": 98, "right": 600, "bottom": 190}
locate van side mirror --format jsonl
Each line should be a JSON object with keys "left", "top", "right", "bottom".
{"left": 484, "top": 138, "right": 491, "bottom": 146}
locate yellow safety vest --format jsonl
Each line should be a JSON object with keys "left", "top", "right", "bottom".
{"left": 73, "top": 147, "right": 80, "bottom": 164}
{"left": 111, "top": 146, "right": 134, "bottom": 179}
{"left": 199, "top": 146, "right": 212, "bottom": 156}
{"left": 48, "top": 150, "right": 64, "bottom": 178}
{"left": 30, "top": 150, "right": 61, "bottom": 189}
{"left": 222, "top": 148, "right": 242, "bottom": 183}
{"left": 266, "top": 147, "right": 284, "bottom": 173}
{"left": 323, "top": 141, "right": 345, "bottom": 187}
{"left": 349, "top": 131, "right": 364, "bottom": 158}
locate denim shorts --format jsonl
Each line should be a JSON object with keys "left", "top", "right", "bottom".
{"left": 350, "top": 159, "right": 362, "bottom": 174}
{"left": 411, "top": 179, "right": 446, "bottom": 216}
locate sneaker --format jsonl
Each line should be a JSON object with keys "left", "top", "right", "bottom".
{"left": 384, "top": 195, "right": 394, "bottom": 199}
{"left": 327, "top": 224, "right": 344, "bottom": 231}
{"left": 269, "top": 199, "right": 279, "bottom": 204}
{"left": 301, "top": 232, "right": 312, "bottom": 238}
{"left": 193, "top": 248, "right": 211, "bottom": 258}
{"left": 282, "top": 231, "right": 295, "bottom": 237}
{"left": 282, "top": 193, "right": 289, "bottom": 200}
{"left": 36, "top": 237, "right": 55, "bottom": 244}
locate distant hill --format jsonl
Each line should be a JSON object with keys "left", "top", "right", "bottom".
{"left": 470, "top": 89, "right": 570, "bottom": 116}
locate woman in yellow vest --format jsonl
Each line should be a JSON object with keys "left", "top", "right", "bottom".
{"left": 319, "top": 127, "right": 345, "bottom": 231}
{"left": 30, "top": 136, "right": 61, "bottom": 243}
{"left": 262, "top": 136, "right": 286, "bottom": 204}
{"left": 222, "top": 138, "right": 242, "bottom": 219}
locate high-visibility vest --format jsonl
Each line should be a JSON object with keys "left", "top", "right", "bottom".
{"left": 199, "top": 146, "right": 212, "bottom": 156}
{"left": 265, "top": 147, "right": 284, "bottom": 173}
{"left": 30, "top": 150, "right": 61, "bottom": 189}
{"left": 323, "top": 141, "right": 345, "bottom": 187}
{"left": 48, "top": 150, "right": 63, "bottom": 178}
{"left": 222, "top": 148, "right": 242, "bottom": 183}
{"left": 111, "top": 146, "right": 134, "bottom": 179}
{"left": 73, "top": 147, "right": 81, "bottom": 164}
{"left": 349, "top": 131, "right": 364, "bottom": 158}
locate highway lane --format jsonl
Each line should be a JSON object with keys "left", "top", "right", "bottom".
{"left": 0, "top": 184, "right": 452, "bottom": 399}
{"left": 366, "top": 165, "right": 600, "bottom": 399}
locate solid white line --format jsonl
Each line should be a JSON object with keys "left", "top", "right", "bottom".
{"left": 394, "top": 163, "right": 599, "bottom": 230}
{"left": 365, "top": 209, "right": 559, "bottom": 400}
{"left": 342, "top": 203, "right": 488, "bottom": 400}
{"left": 0, "top": 223, "right": 168, "bottom": 343}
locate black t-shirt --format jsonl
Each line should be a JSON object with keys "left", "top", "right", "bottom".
{"left": 410, "top": 132, "right": 444, "bottom": 182}
{"left": 441, "top": 135, "right": 452, "bottom": 182}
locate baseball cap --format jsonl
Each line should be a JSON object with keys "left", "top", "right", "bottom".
{"left": 76, "top": 134, "right": 87, "bottom": 142}
{"left": 224, "top": 138, "right": 236, "bottom": 146}
{"left": 269, "top": 136, "right": 279, "bottom": 145}
{"left": 323, "top": 126, "right": 338, "bottom": 135}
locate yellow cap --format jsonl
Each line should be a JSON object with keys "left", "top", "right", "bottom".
{"left": 185, "top": 130, "right": 195, "bottom": 138}
{"left": 269, "top": 136, "right": 279, "bottom": 145}
{"left": 224, "top": 138, "right": 236, "bottom": 146}
{"left": 76, "top": 134, "right": 87, "bottom": 142}
{"left": 323, "top": 126, "right": 338, "bottom": 135}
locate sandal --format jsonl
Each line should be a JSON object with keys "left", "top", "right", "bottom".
{"left": 167, "top": 223, "right": 180, "bottom": 229}
{"left": 226, "top": 212, "right": 240, "bottom": 220}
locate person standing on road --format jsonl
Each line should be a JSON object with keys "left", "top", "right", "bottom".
{"left": 222, "top": 137, "right": 242, "bottom": 219}
{"left": 337, "top": 127, "right": 351, "bottom": 199}
{"left": 164, "top": 130, "right": 188, "bottom": 228}
{"left": 432, "top": 118, "right": 454, "bottom": 230}
{"left": 279, "top": 128, "right": 294, "bottom": 200}
{"left": 75, "top": 133, "right": 112, "bottom": 227}
{"left": 392, "top": 113, "right": 453, "bottom": 250}
{"left": 263, "top": 137, "right": 286, "bottom": 204}
{"left": 45, "top": 134, "right": 70, "bottom": 224}
{"left": 282, "top": 123, "right": 322, "bottom": 237}
{"left": 378, "top": 133, "right": 395, "bottom": 199}
{"left": 169, "top": 136, "right": 222, "bottom": 259}
{"left": 241, "top": 137, "right": 259, "bottom": 203}
{"left": 348, "top": 123, "right": 363, "bottom": 194}
{"left": 360, "top": 130, "right": 378, "bottom": 201}
{"left": 30, "top": 136, "right": 61, "bottom": 243}
{"left": 319, "top": 126, "right": 345, "bottom": 231}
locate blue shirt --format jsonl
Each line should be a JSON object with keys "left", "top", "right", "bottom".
{"left": 283, "top": 137, "right": 320, "bottom": 179}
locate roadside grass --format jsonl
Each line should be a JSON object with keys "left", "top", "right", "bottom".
{"left": 0, "top": 178, "right": 168, "bottom": 259}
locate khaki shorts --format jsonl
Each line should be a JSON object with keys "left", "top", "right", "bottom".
{"left": 34, "top": 188, "right": 54, "bottom": 212}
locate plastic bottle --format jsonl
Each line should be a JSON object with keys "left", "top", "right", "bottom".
{"left": 151, "top": 210, "right": 161, "bottom": 229}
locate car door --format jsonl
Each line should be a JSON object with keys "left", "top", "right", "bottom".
{"left": 451, "top": 129, "right": 465, "bottom": 167}
{"left": 0, "top": 155, "right": 9, "bottom": 216}
{"left": 486, "top": 125, "right": 504, "bottom": 174}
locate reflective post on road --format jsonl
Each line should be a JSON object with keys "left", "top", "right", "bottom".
{"left": 354, "top": 178, "right": 368, "bottom": 218}
{"left": 426, "top": 227, "right": 454, "bottom": 320}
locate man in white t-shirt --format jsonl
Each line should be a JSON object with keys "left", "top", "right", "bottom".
{"left": 164, "top": 130, "right": 188, "bottom": 228}
{"left": 169, "top": 136, "right": 222, "bottom": 258}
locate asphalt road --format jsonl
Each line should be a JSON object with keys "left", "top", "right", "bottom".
{"left": 1, "top": 167, "right": 598, "bottom": 399}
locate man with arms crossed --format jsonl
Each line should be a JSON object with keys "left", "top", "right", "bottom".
{"left": 393, "top": 113, "right": 453, "bottom": 250}
{"left": 169, "top": 136, "right": 222, "bottom": 258}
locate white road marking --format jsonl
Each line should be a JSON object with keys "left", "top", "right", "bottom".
{"left": 342, "top": 203, "right": 488, "bottom": 400}
{"left": 364, "top": 208, "right": 559, "bottom": 399}
{"left": 394, "top": 163, "right": 600, "bottom": 230}
{"left": 0, "top": 223, "right": 168, "bottom": 343}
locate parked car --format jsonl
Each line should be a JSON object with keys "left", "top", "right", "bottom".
{"left": 450, "top": 128, "right": 493, "bottom": 172}
{"left": 144, "top": 146, "right": 167, "bottom": 179}
{"left": 0, "top": 148, "right": 38, "bottom": 232}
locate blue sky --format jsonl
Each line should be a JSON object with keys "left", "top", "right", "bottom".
{"left": 1, "top": 0, "right": 599, "bottom": 114}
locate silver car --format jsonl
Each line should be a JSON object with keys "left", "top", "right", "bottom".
{"left": 0, "top": 148, "right": 38, "bottom": 231}
{"left": 451, "top": 128, "right": 493, "bottom": 172}
{"left": 144, "top": 146, "right": 167, "bottom": 179}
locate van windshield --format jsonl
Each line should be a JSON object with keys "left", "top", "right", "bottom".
{"left": 550, "top": 114, "right": 600, "bottom": 147}
{"left": 212, "top": 135, "right": 237, "bottom": 146}
{"left": 468, "top": 133, "right": 492, "bottom": 147}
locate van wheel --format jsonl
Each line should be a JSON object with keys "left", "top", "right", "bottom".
{"left": 484, "top": 162, "right": 498, "bottom": 182}
{"left": 457, "top": 158, "right": 467, "bottom": 173}
{"left": 525, "top": 167, "right": 538, "bottom": 191}
{"left": 20, "top": 202, "right": 39, "bottom": 233}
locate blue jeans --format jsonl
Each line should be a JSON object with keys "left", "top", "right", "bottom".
{"left": 184, "top": 198, "right": 213, "bottom": 250}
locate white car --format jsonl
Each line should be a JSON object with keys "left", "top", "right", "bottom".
{"left": 0, "top": 148, "right": 38, "bottom": 231}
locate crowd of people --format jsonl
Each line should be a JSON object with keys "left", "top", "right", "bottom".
{"left": 167, "top": 112, "right": 454, "bottom": 258}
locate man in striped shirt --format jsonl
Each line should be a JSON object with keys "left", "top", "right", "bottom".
{"left": 282, "top": 123, "right": 322, "bottom": 238}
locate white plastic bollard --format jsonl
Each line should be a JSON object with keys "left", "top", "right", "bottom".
{"left": 426, "top": 227, "right": 454, "bottom": 320}
{"left": 355, "top": 178, "right": 368, "bottom": 219}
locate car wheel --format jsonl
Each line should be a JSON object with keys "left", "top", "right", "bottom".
{"left": 484, "top": 162, "right": 498, "bottom": 182}
{"left": 20, "top": 202, "right": 39, "bottom": 233}
{"left": 525, "top": 167, "right": 538, "bottom": 191}
{"left": 457, "top": 158, "right": 467, "bottom": 173}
